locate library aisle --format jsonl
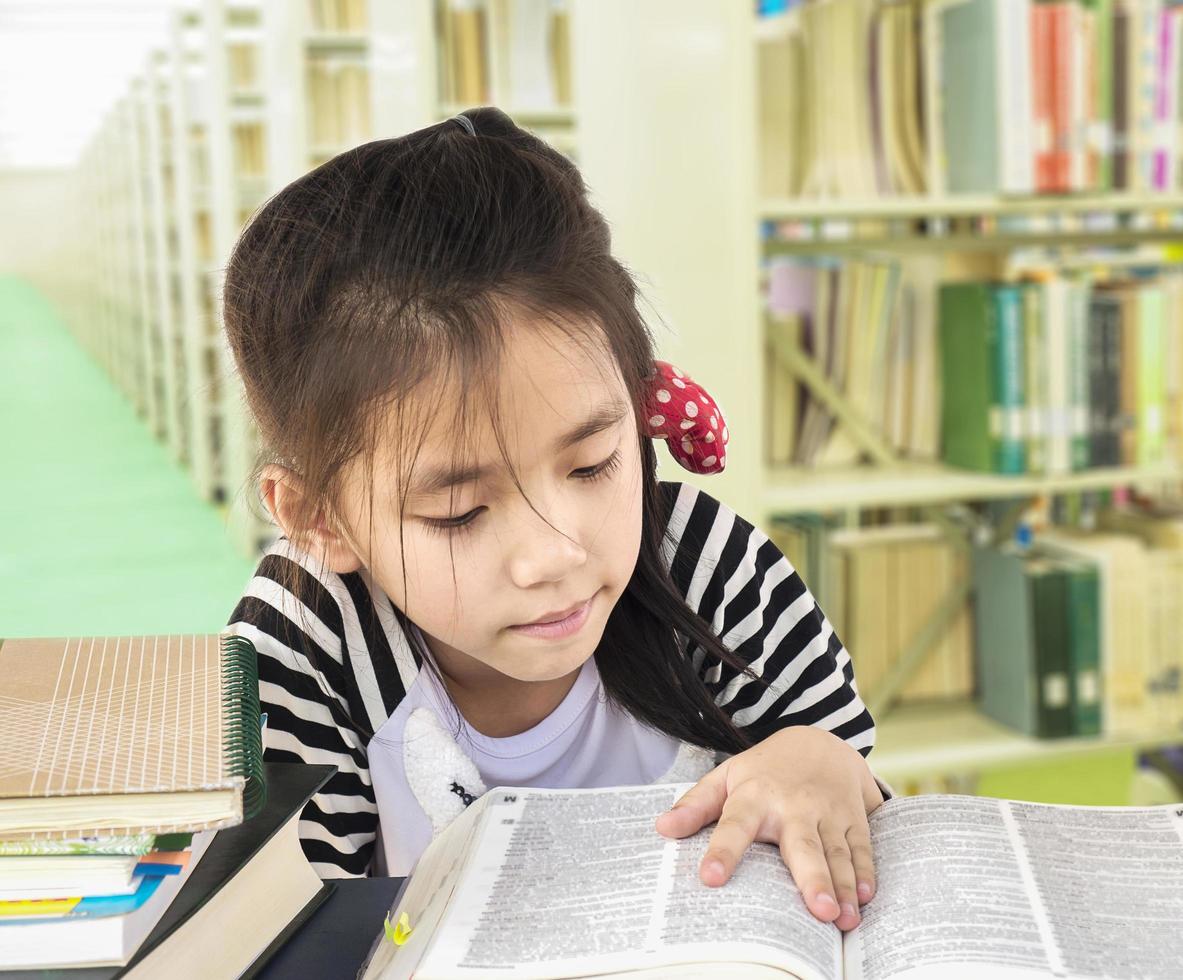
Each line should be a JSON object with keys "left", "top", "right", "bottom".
{"left": 0, "top": 275, "right": 255, "bottom": 638}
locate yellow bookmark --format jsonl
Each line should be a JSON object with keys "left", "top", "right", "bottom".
{"left": 384, "top": 911, "right": 414, "bottom": 945}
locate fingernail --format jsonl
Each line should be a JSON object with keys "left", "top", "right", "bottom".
{"left": 841, "top": 902, "right": 857, "bottom": 918}
{"left": 814, "top": 892, "right": 838, "bottom": 911}
{"left": 705, "top": 858, "right": 725, "bottom": 881}
{"left": 858, "top": 882, "right": 872, "bottom": 901}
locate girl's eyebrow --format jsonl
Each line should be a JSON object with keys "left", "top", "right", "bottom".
{"left": 408, "top": 398, "right": 629, "bottom": 498}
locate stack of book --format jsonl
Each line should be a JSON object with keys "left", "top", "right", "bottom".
{"left": 307, "top": 57, "right": 371, "bottom": 151}
{"left": 310, "top": 0, "right": 367, "bottom": 32}
{"left": 759, "top": 0, "right": 1183, "bottom": 198}
{"left": 764, "top": 254, "right": 943, "bottom": 467}
{"left": 0, "top": 632, "right": 330, "bottom": 977}
{"left": 763, "top": 256, "right": 1183, "bottom": 474}
{"left": 771, "top": 502, "right": 1183, "bottom": 741}
{"left": 771, "top": 518, "right": 974, "bottom": 709}
{"left": 439, "top": 0, "right": 572, "bottom": 110}
{"left": 974, "top": 505, "right": 1183, "bottom": 741}
{"left": 938, "top": 274, "right": 1183, "bottom": 475}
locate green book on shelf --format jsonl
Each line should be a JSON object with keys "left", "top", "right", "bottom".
{"left": 940, "top": 283, "right": 993, "bottom": 472}
{"left": 994, "top": 284, "right": 1028, "bottom": 474}
{"left": 1023, "top": 282, "right": 1049, "bottom": 474}
{"left": 940, "top": 283, "right": 1027, "bottom": 474}
{"left": 972, "top": 545, "right": 1074, "bottom": 739}
{"left": 1059, "top": 555, "right": 1103, "bottom": 737}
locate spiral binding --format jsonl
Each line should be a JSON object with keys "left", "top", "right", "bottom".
{"left": 219, "top": 630, "right": 267, "bottom": 820}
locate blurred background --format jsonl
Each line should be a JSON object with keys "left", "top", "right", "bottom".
{"left": 2, "top": 0, "right": 1182, "bottom": 809}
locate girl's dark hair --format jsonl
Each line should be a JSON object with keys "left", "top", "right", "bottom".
{"left": 222, "top": 106, "right": 765, "bottom": 756}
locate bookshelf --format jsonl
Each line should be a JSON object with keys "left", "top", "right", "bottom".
{"left": 168, "top": 9, "right": 222, "bottom": 503}
{"left": 143, "top": 48, "right": 186, "bottom": 456}
{"left": 871, "top": 698, "right": 1183, "bottom": 788}
{"left": 127, "top": 75, "right": 162, "bottom": 438}
{"left": 203, "top": 0, "right": 269, "bottom": 557}
{"left": 764, "top": 461, "right": 1183, "bottom": 515}
{"left": 567, "top": 0, "right": 1183, "bottom": 792}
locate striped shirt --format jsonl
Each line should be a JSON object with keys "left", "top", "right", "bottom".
{"left": 225, "top": 479, "right": 888, "bottom": 878}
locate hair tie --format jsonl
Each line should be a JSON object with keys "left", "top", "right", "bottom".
{"left": 450, "top": 114, "right": 476, "bottom": 137}
{"left": 642, "top": 361, "right": 729, "bottom": 474}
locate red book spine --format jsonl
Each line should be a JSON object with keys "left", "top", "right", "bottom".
{"left": 1048, "top": 3, "right": 1076, "bottom": 192}
{"left": 1033, "top": 3, "right": 1057, "bottom": 191}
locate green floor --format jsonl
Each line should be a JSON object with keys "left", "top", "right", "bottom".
{"left": 0, "top": 276, "right": 1152, "bottom": 804}
{"left": 0, "top": 276, "right": 256, "bottom": 638}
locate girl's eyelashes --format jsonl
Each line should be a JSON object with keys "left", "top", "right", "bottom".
{"left": 420, "top": 448, "right": 623, "bottom": 537}
{"left": 573, "top": 446, "right": 622, "bottom": 483}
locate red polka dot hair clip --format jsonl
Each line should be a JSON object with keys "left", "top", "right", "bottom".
{"left": 642, "top": 360, "right": 729, "bottom": 474}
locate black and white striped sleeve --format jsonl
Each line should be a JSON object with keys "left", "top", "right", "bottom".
{"left": 225, "top": 540, "right": 381, "bottom": 877}
{"left": 660, "top": 481, "right": 893, "bottom": 800}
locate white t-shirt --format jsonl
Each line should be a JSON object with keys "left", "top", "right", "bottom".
{"left": 366, "top": 624, "right": 720, "bottom": 876}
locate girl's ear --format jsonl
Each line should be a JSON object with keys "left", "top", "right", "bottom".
{"left": 259, "top": 463, "right": 364, "bottom": 574}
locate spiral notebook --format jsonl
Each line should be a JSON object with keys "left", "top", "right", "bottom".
{"left": 0, "top": 631, "right": 265, "bottom": 840}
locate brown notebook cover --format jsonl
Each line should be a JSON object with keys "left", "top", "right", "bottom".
{"left": 0, "top": 632, "right": 265, "bottom": 840}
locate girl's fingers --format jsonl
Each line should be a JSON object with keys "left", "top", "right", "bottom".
{"left": 819, "top": 817, "right": 861, "bottom": 930}
{"left": 654, "top": 764, "right": 728, "bottom": 839}
{"left": 778, "top": 818, "right": 840, "bottom": 924}
{"left": 848, "top": 822, "right": 877, "bottom": 906}
{"left": 698, "top": 788, "right": 765, "bottom": 886}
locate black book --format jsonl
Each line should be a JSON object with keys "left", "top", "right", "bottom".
{"left": 0, "top": 763, "right": 337, "bottom": 979}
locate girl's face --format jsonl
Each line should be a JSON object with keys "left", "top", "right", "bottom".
{"left": 336, "top": 321, "right": 645, "bottom": 688}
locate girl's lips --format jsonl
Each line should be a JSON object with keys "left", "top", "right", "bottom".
{"left": 508, "top": 593, "right": 596, "bottom": 639}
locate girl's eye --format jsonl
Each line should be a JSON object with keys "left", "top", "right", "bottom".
{"left": 421, "top": 449, "right": 623, "bottom": 537}
{"left": 422, "top": 507, "right": 484, "bottom": 537}
{"left": 572, "top": 448, "right": 622, "bottom": 483}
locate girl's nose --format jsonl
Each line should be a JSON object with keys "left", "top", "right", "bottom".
{"left": 505, "top": 506, "right": 588, "bottom": 588}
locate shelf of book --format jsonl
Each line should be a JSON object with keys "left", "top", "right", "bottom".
{"left": 872, "top": 697, "right": 1183, "bottom": 786}
{"left": 141, "top": 49, "right": 185, "bottom": 456}
{"left": 203, "top": 0, "right": 267, "bottom": 554}
{"left": 165, "top": 9, "right": 221, "bottom": 503}
{"left": 765, "top": 461, "right": 1183, "bottom": 515}
{"left": 762, "top": 193, "right": 1183, "bottom": 221}
{"left": 767, "top": 228, "right": 1183, "bottom": 255}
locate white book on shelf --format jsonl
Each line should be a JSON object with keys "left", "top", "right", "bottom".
{"left": 1044, "top": 278, "right": 1073, "bottom": 476}
{"left": 997, "top": 0, "right": 1035, "bottom": 194}
{"left": 506, "top": 0, "right": 558, "bottom": 109}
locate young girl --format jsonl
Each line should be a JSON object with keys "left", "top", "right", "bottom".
{"left": 222, "top": 107, "right": 893, "bottom": 934}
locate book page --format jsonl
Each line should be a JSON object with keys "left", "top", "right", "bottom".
{"left": 843, "top": 795, "right": 1183, "bottom": 980}
{"left": 360, "top": 790, "right": 494, "bottom": 980}
{"left": 413, "top": 783, "right": 842, "bottom": 980}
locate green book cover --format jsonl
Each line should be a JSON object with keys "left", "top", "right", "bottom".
{"left": 0, "top": 834, "right": 156, "bottom": 857}
{"left": 994, "top": 285, "right": 1028, "bottom": 474}
{"left": 1023, "top": 282, "right": 1048, "bottom": 474}
{"left": 973, "top": 544, "right": 1037, "bottom": 735}
{"left": 939, "top": 283, "right": 994, "bottom": 471}
{"left": 1060, "top": 558, "right": 1103, "bottom": 736}
{"left": 1026, "top": 557, "right": 1075, "bottom": 739}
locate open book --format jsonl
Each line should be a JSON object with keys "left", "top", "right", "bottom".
{"left": 359, "top": 782, "right": 1183, "bottom": 980}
